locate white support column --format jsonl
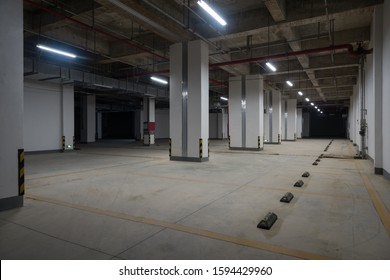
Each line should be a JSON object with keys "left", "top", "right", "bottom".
{"left": 222, "top": 108, "right": 228, "bottom": 139}
{"left": 169, "top": 40, "right": 209, "bottom": 161}
{"left": 0, "top": 0, "right": 24, "bottom": 210}
{"left": 143, "top": 97, "right": 155, "bottom": 145}
{"left": 373, "top": 5, "right": 383, "bottom": 175}
{"left": 81, "top": 95, "right": 96, "bottom": 143}
{"left": 297, "top": 108, "right": 303, "bottom": 139}
{"left": 264, "top": 89, "right": 282, "bottom": 144}
{"left": 282, "top": 99, "right": 297, "bottom": 141}
{"left": 61, "top": 84, "right": 74, "bottom": 150}
{"left": 229, "top": 75, "right": 264, "bottom": 150}
{"left": 264, "top": 90, "right": 270, "bottom": 143}
{"left": 383, "top": 0, "right": 390, "bottom": 179}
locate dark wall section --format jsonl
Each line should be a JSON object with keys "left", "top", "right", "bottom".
{"left": 102, "top": 112, "right": 135, "bottom": 139}
{"left": 309, "top": 110, "right": 348, "bottom": 138}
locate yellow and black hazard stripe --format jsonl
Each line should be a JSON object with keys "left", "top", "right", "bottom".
{"left": 169, "top": 138, "right": 172, "bottom": 157}
{"left": 228, "top": 135, "right": 231, "bottom": 148}
{"left": 199, "top": 138, "right": 203, "bottom": 159}
{"left": 62, "top": 136, "right": 65, "bottom": 152}
{"left": 18, "top": 149, "right": 25, "bottom": 196}
{"left": 258, "top": 136, "right": 261, "bottom": 148}
{"left": 208, "top": 138, "right": 210, "bottom": 158}
{"left": 278, "top": 133, "right": 281, "bottom": 143}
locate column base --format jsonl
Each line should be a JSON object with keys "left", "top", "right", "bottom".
{"left": 264, "top": 142, "right": 281, "bottom": 145}
{"left": 170, "top": 156, "right": 209, "bottom": 162}
{"left": 0, "top": 195, "right": 23, "bottom": 211}
{"left": 384, "top": 169, "right": 390, "bottom": 180}
{"left": 229, "top": 147, "right": 264, "bottom": 151}
{"left": 282, "top": 139, "right": 296, "bottom": 142}
{"left": 375, "top": 167, "right": 384, "bottom": 175}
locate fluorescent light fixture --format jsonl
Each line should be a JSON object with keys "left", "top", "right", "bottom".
{"left": 298, "top": 91, "right": 303, "bottom": 96}
{"left": 220, "top": 97, "right": 228, "bottom": 101}
{"left": 317, "top": 109, "right": 320, "bottom": 111}
{"left": 93, "top": 84, "right": 113, "bottom": 89}
{"left": 37, "top": 44, "right": 76, "bottom": 58}
{"left": 321, "top": 111, "right": 323, "bottom": 114}
{"left": 197, "top": 0, "right": 227, "bottom": 26}
{"left": 266, "top": 62, "right": 277, "bottom": 72}
{"left": 310, "top": 102, "right": 314, "bottom": 106}
{"left": 315, "top": 106, "right": 318, "bottom": 109}
{"left": 305, "top": 97, "right": 310, "bottom": 102}
{"left": 151, "top": 76, "right": 168, "bottom": 85}
{"left": 286, "top": 80, "right": 293, "bottom": 87}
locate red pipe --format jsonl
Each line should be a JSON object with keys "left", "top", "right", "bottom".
{"left": 209, "top": 44, "right": 356, "bottom": 68}
{"left": 24, "top": 0, "right": 168, "bottom": 61}
{"left": 128, "top": 44, "right": 359, "bottom": 79}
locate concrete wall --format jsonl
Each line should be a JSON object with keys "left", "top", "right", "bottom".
{"left": 155, "top": 109, "right": 169, "bottom": 139}
{"left": 383, "top": 0, "right": 390, "bottom": 178}
{"left": 24, "top": 81, "right": 62, "bottom": 151}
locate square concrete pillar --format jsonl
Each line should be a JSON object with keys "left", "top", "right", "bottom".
{"left": 80, "top": 95, "right": 96, "bottom": 143}
{"left": 282, "top": 99, "right": 297, "bottom": 141}
{"left": 143, "top": 97, "right": 156, "bottom": 145}
{"left": 297, "top": 108, "right": 303, "bottom": 139}
{"left": 169, "top": 40, "right": 209, "bottom": 161}
{"left": 229, "top": 75, "right": 264, "bottom": 150}
{"left": 0, "top": 0, "right": 24, "bottom": 210}
{"left": 264, "top": 89, "right": 282, "bottom": 144}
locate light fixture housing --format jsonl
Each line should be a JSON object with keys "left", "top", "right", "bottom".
{"left": 310, "top": 102, "right": 314, "bottom": 106}
{"left": 220, "top": 97, "right": 228, "bottom": 101}
{"left": 37, "top": 44, "right": 76, "bottom": 58}
{"left": 286, "top": 80, "right": 293, "bottom": 87}
{"left": 305, "top": 98, "right": 310, "bottom": 102}
{"left": 266, "top": 62, "right": 277, "bottom": 72}
{"left": 315, "top": 106, "right": 318, "bottom": 109}
{"left": 298, "top": 91, "right": 303, "bottom": 96}
{"left": 197, "top": 0, "right": 227, "bottom": 26}
{"left": 151, "top": 76, "right": 168, "bottom": 85}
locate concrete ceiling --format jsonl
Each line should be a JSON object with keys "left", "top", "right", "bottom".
{"left": 23, "top": 0, "right": 383, "bottom": 106}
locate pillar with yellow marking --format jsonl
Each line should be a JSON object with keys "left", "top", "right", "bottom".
{"left": 264, "top": 89, "right": 282, "bottom": 144}
{"left": 169, "top": 40, "right": 209, "bottom": 162}
{"left": 0, "top": 0, "right": 24, "bottom": 210}
{"left": 228, "top": 74, "right": 264, "bottom": 151}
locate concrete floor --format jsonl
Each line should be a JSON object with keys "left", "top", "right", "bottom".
{"left": 1, "top": 138, "right": 390, "bottom": 259}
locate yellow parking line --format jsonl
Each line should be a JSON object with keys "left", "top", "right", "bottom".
{"left": 26, "top": 194, "right": 333, "bottom": 260}
{"left": 360, "top": 174, "right": 390, "bottom": 236}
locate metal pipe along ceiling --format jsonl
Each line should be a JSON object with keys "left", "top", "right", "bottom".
{"left": 130, "top": 44, "right": 369, "bottom": 77}
{"left": 209, "top": 44, "right": 357, "bottom": 68}
{"left": 23, "top": 0, "right": 168, "bottom": 61}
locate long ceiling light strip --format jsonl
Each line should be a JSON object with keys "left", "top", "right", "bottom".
{"left": 266, "top": 62, "right": 277, "bottom": 72}
{"left": 197, "top": 0, "right": 227, "bottom": 26}
{"left": 37, "top": 44, "right": 76, "bottom": 58}
{"left": 151, "top": 76, "right": 168, "bottom": 84}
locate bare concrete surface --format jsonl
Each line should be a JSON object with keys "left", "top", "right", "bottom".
{"left": 1, "top": 139, "right": 389, "bottom": 259}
